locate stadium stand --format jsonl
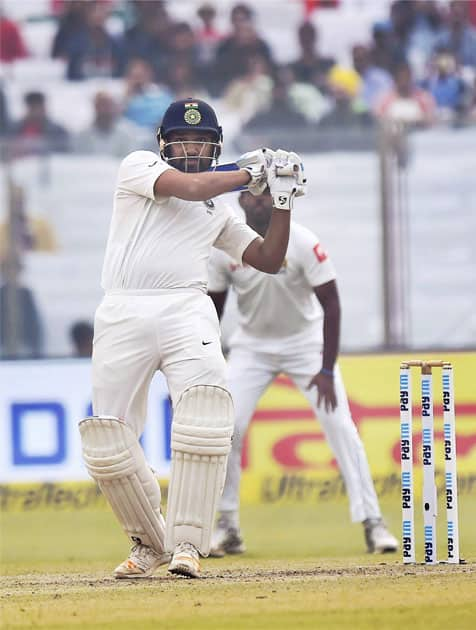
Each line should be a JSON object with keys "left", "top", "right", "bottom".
{"left": 1, "top": 0, "right": 475, "bottom": 356}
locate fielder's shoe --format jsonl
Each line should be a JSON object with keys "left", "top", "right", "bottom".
{"left": 114, "top": 544, "right": 170, "bottom": 579}
{"left": 168, "top": 542, "right": 201, "bottom": 578}
{"left": 363, "top": 518, "right": 399, "bottom": 553}
{"left": 209, "top": 524, "right": 246, "bottom": 558}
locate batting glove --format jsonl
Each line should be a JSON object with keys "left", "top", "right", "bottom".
{"left": 236, "top": 148, "right": 269, "bottom": 196}
{"left": 267, "top": 172, "right": 296, "bottom": 211}
{"left": 271, "top": 149, "right": 306, "bottom": 185}
{"left": 266, "top": 150, "right": 304, "bottom": 210}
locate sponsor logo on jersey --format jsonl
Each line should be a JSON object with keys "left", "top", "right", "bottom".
{"left": 204, "top": 198, "right": 215, "bottom": 215}
{"left": 313, "top": 242, "right": 328, "bottom": 262}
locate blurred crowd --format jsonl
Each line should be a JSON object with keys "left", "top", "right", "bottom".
{"left": 1, "top": 0, "right": 476, "bottom": 358}
{"left": 1, "top": 0, "right": 476, "bottom": 159}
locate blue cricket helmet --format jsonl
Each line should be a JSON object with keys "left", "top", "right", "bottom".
{"left": 157, "top": 98, "right": 223, "bottom": 146}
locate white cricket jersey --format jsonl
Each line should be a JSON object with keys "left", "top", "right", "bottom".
{"left": 101, "top": 151, "right": 259, "bottom": 292}
{"left": 208, "top": 221, "right": 336, "bottom": 350}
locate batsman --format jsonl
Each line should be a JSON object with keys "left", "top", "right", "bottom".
{"left": 78, "top": 98, "right": 305, "bottom": 578}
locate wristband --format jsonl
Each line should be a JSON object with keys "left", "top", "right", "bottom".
{"left": 320, "top": 368, "right": 334, "bottom": 377}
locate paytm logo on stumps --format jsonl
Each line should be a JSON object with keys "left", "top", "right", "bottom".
{"left": 421, "top": 378, "right": 432, "bottom": 417}
{"left": 447, "top": 521, "right": 456, "bottom": 559}
{"left": 402, "top": 520, "right": 413, "bottom": 558}
{"left": 400, "top": 373, "right": 409, "bottom": 411}
{"left": 442, "top": 374, "right": 451, "bottom": 412}
{"left": 424, "top": 525, "right": 434, "bottom": 562}
{"left": 422, "top": 427, "right": 433, "bottom": 466}
{"left": 12, "top": 402, "right": 66, "bottom": 465}
{"left": 443, "top": 423, "right": 454, "bottom": 462}
{"left": 401, "top": 422, "right": 411, "bottom": 460}
{"left": 446, "top": 472, "right": 455, "bottom": 509}
{"left": 401, "top": 471, "right": 412, "bottom": 509}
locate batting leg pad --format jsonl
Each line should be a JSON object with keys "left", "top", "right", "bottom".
{"left": 79, "top": 416, "right": 166, "bottom": 554}
{"left": 165, "top": 386, "right": 234, "bottom": 556}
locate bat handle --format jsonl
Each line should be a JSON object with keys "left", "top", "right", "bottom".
{"left": 211, "top": 162, "right": 246, "bottom": 191}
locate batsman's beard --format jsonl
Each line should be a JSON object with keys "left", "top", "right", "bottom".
{"left": 164, "top": 140, "right": 219, "bottom": 172}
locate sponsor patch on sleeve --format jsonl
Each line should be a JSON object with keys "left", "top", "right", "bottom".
{"left": 313, "top": 242, "right": 328, "bottom": 262}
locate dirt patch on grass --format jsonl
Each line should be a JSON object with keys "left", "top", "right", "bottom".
{"left": 1, "top": 561, "right": 474, "bottom": 598}
{"left": 211, "top": 561, "right": 474, "bottom": 582}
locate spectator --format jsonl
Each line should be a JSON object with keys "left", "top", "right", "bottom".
{"left": 406, "top": 1, "right": 446, "bottom": 78}
{"left": 420, "top": 49, "right": 467, "bottom": 120}
{"left": 352, "top": 44, "right": 394, "bottom": 111}
{"left": 389, "top": 0, "right": 416, "bottom": 55}
{"left": 0, "top": 185, "right": 57, "bottom": 261}
{"left": 222, "top": 52, "right": 274, "bottom": 124}
{"left": 289, "top": 21, "right": 335, "bottom": 92}
{"left": 243, "top": 68, "right": 309, "bottom": 134}
{"left": 122, "top": 59, "right": 173, "bottom": 130}
{"left": 195, "top": 3, "right": 224, "bottom": 64}
{"left": 0, "top": 8, "right": 28, "bottom": 63}
{"left": 0, "top": 259, "right": 43, "bottom": 359}
{"left": 70, "top": 320, "right": 94, "bottom": 358}
{"left": 9, "top": 92, "right": 70, "bottom": 157}
{"left": 162, "top": 22, "right": 206, "bottom": 90}
{"left": 168, "top": 21, "right": 198, "bottom": 59}
{"left": 272, "top": 63, "right": 330, "bottom": 125}
{"left": 318, "top": 66, "right": 372, "bottom": 129}
{"left": 435, "top": 0, "right": 476, "bottom": 68}
{"left": 166, "top": 59, "right": 209, "bottom": 101}
{"left": 51, "top": 0, "right": 88, "bottom": 59}
{"left": 74, "top": 91, "right": 137, "bottom": 157}
{"left": 376, "top": 62, "right": 435, "bottom": 126}
{"left": 212, "top": 3, "right": 273, "bottom": 96}
{"left": 53, "top": 0, "right": 124, "bottom": 80}
{"left": 370, "top": 20, "right": 406, "bottom": 73}
{"left": 122, "top": 0, "right": 173, "bottom": 82}
{"left": 287, "top": 66, "right": 329, "bottom": 124}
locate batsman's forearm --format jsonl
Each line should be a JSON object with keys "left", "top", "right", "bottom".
{"left": 262, "top": 209, "right": 291, "bottom": 271}
{"left": 243, "top": 210, "right": 290, "bottom": 273}
{"left": 322, "top": 303, "right": 341, "bottom": 371}
{"left": 182, "top": 169, "right": 250, "bottom": 200}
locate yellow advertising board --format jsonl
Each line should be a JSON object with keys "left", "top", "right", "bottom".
{"left": 240, "top": 352, "right": 476, "bottom": 505}
{"left": 0, "top": 480, "right": 107, "bottom": 512}
{"left": 2, "top": 352, "right": 474, "bottom": 512}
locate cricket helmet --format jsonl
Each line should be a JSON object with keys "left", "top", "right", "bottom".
{"left": 157, "top": 98, "right": 222, "bottom": 170}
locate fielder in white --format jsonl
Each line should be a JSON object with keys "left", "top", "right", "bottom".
{"left": 208, "top": 189, "right": 398, "bottom": 556}
{"left": 78, "top": 98, "right": 305, "bottom": 578}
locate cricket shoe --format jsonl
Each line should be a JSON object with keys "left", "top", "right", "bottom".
{"left": 209, "top": 524, "right": 246, "bottom": 558}
{"left": 168, "top": 542, "right": 201, "bottom": 578}
{"left": 114, "top": 543, "right": 170, "bottom": 579}
{"left": 363, "top": 518, "right": 399, "bottom": 553}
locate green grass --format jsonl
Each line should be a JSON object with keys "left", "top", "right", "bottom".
{"left": 1, "top": 498, "right": 475, "bottom": 629}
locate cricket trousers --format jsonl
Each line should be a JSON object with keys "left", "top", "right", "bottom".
{"left": 219, "top": 344, "right": 382, "bottom": 523}
{"left": 92, "top": 290, "right": 227, "bottom": 437}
